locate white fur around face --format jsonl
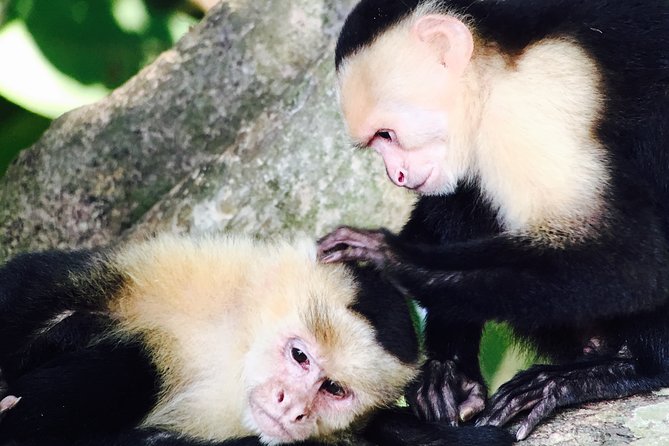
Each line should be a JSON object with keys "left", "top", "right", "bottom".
{"left": 338, "top": 22, "right": 477, "bottom": 196}
{"left": 108, "top": 234, "right": 417, "bottom": 443}
{"left": 339, "top": 16, "right": 608, "bottom": 244}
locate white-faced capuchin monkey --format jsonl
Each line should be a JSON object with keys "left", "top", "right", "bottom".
{"left": 0, "top": 234, "right": 511, "bottom": 446}
{"left": 318, "top": 0, "right": 669, "bottom": 441}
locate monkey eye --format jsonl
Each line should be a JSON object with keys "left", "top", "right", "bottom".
{"left": 320, "top": 379, "right": 346, "bottom": 398}
{"left": 291, "top": 348, "right": 310, "bottom": 366}
{"left": 374, "top": 129, "right": 396, "bottom": 143}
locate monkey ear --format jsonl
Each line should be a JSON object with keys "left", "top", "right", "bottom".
{"left": 412, "top": 14, "right": 474, "bottom": 76}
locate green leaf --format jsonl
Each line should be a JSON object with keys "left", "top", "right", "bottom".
{"left": 0, "top": 95, "right": 50, "bottom": 175}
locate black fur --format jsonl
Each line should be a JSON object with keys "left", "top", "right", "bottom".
{"left": 332, "top": 0, "right": 669, "bottom": 438}
{"left": 0, "top": 250, "right": 122, "bottom": 369}
{"left": 0, "top": 249, "right": 511, "bottom": 445}
{"left": 349, "top": 263, "right": 420, "bottom": 364}
{"left": 1, "top": 343, "right": 158, "bottom": 442}
{"left": 15, "top": 413, "right": 513, "bottom": 446}
{"left": 363, "top": 407, "right": 513, "bottom": 446}
{"left": 335, "top": 0, "right": 420, "bottom": 69}
{"left": 0, "top": 251, "right": 157, "bottom": 444}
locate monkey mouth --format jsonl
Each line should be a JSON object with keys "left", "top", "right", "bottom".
{"left": 409, "top": 168, "right": 434, "bottom": 192}
{"left": 251, "top": 404, "right": 299, "bottom": 442}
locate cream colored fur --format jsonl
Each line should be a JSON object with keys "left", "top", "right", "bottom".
{"left": 339, "top": 13, "right": 608, "bottom": 246}
{"left": 106, "top": 234, "right": 416, "bottom": 442}
{"left": 473, "top": 39, "right": 608, "bottom": 243}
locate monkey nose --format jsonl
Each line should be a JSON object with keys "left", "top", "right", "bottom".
{"left": 397, "top": 170, "right": 406, "bottom": 184}
{"left": 392, "top": 168, "right": 408, "bottom": 187}
{"left": 286, "top": 400, "right": 311, "bottom": 423}
{"left": 275, "top": 390, "right": 311, "bottom": 422}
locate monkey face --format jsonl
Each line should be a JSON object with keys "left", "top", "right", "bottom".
{"left": 239, "top": 264, "right": 418, "bottom": 444}
{"left": 336, "top": 16, "right": 477, "bottom": 196}
{"left": 245, "top": 335, "right": 355, "bottom": 444}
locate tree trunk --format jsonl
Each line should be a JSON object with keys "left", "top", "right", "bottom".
{"left": 0, "top": 0, "right": 413, "bottom": 262}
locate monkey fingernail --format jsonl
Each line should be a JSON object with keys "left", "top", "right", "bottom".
{"left": 516, "top": 426, "right": 530, "bottom": 441}
{"left": 320, "top": 254, "right": 337, "bottom": 263}
{"left": 459, "top": 407, "right": 474, "bottom": 422}
{"left": 0, "top": 395, "right": 21, "bottom": 413}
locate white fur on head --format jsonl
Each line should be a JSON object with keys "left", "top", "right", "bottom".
{"left": 108, "top": 233, "right": 418, "bottom": 443}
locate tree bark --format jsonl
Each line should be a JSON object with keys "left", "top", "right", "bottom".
{"left": 0, "top": 0, "right": 413, "bottom": 262}
{"left": 522, "top": 390, "right": 669, "bottom": 446}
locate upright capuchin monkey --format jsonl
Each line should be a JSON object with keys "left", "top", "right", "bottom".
{"left": 0, "top": 234, "right": 511, "bottom": 446}
{"left": 318, "top": 0, "right": 669, "bottom": 440}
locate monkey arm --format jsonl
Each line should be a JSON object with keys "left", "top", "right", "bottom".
{"left": 362, "top": 407, "right": 513, "bottom": 446}
{"left": 0, "top": 250, "right": 121, "bottom": 362}
{"left": 387, "top": 233, "right": 541, "bottom": 270}
{"left": 391, "top": 249, "right": 668, "bottom": 327}
{"left": 0, "top": 342, "right": 157, "bottom": 444}
{"left": 318, "top": 226, "right": 669, "bottom": 325}
{"left": 318, "top": 227, "right": 538, "bottom": 270}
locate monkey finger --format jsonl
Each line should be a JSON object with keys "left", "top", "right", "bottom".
{"left": 434, "top": 380, "right": 460, "bottom": 425}
{"left": 409, "top": 360, "right": 461, "bottom": 424}
{"left": 320, "top": 252, "right": 350, "bottom": 264}
{"left": 458, "top": 382, "right": 486, "bottom": 422}
{"left": 477, "top": 383, "right": 545, "bottom": 427}
{"left": 420, "top": 385, "right": 459, "bottom": 425}
{"left": 419, "top": 391, "right": 452, "bottom": 423}
{"left": 489, "top": 380, "right": 543, "bottom": 409}
{"left": 320, "top": 247, "right": 376, "bottom": 264}
{"left": 483, "top": 367, "right": 554, "bottom": 414}
{"left": 319, "top": 251, "right": 346, "bottom": 263}
{"left": 317, "top": 226, "right": 368, "bottom": 252}
{"left": 514, "top": 394, "right": 558, "bottom": 440}
{"left": 318, "top": 226, "right": 386, "bottom": 254}
{"left": 478, "top": 394, "right": 542, "bottom": 428}
{"left": 493, "top": 367, "right": 551, "bottom": 395}
{"left": 316, "top": 236, "right": 348, "bottom": 258}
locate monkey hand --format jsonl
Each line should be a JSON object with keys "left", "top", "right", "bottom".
{"left": 317, "top": 226, "right": 395, "bottom": 267}
{"left": 476, "top": 363, "right": 581, "bottom": 441}
{"left": 407, "top": 359, "right": 487, "bottom": 426}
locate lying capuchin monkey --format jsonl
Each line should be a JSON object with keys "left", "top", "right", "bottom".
{"left": 0, "top": 234, "right": 511, "bottom": 446}
{"left": 319, "top": 0, "right": 669, "bottom": 441}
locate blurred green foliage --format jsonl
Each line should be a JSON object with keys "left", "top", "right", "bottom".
{"left": 0, "top": 0, "right": 200, "bottom": 176}
{"left": 0, "top": 95, "right": 50, "bottom": 173}
{"left": 481, "top": 322, "right": 535, "bottom": 391}
{"left": 480, "top": 322, "right": 512, "bottom": 384}
{"left": 412, "top": 302, "right": 532, "bottom": 391}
